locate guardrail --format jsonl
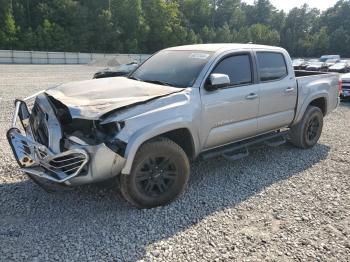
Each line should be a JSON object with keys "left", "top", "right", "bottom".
{"left": 0, "top": 50, "right": 150, "bottom": 64}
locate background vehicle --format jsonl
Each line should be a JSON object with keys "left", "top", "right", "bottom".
{"left": 93, "top": 62, "right": 138, "bottom": 79}
{"left": 341, "top": 73, "right": 350, "bottom": 100}
{"left": 319, "top": 55, "right": 341, "bottom": 62}
{"left": 325, "top": 58, "right": 341, "bottom": 69}
{"left": 306, "top": 61, "right": 328, "bottom": 71}
{"left": 328, "top": 61, "right": 350, "bottom": 73}
{"left": 292, "top": 59, "right": 308, "bottom": 70}
{"left": 7, "top": 44, "right": 340, "bottom": 208}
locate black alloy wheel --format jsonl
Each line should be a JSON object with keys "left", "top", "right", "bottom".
{"left": 135, "top": 156, "right": 178, "bottom": 198}
{"left": 119, "top": 137, "right": 190, "bottom": 208}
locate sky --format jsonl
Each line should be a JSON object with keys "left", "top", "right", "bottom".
{"left": 243, "top": 0, "right": 339, "bottom": 12}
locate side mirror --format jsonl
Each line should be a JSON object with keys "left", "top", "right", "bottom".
{"left": 17, "top": 100, "right": 31, "bottom": 130}
{"left": 205, "top": 73, "right": 230, "bottom": 91}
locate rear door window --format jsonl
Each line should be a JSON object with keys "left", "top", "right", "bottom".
{"left": 257, "top": 52, "right": 288, "bottom": 82}
{"left": 212, "top": 54, "right": 252, "bottom": 86}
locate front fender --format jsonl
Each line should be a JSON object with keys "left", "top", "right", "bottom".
{"left": 121, "top": 118, "right": 198, "bottom": 174}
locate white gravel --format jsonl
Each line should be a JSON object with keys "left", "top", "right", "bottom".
{"left": 0, "top": 65, "right": 349, "bottom": 261}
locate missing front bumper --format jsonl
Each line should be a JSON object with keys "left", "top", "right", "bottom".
{"left": 8, "top": 99, "right": 127, "bottom": 186}
{"left": 7, "top": 127, "right": 89, "bottom": 183}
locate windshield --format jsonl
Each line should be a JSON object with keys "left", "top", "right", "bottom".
{"left": 130, "top": 50, "right": 213, "bottom": 88}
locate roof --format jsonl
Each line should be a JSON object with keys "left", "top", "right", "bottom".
{"left": 165, "top": 43, "right": 284, "bottom": 52}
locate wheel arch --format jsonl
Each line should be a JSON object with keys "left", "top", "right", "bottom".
{"left": 121, "top": 119, "right": 199, "bottom": 175}
{"left": 309, "top": 97, "right": 327, "bottom": 115}
{"left": 294, "top": 93, "right": 328, "bottom": 125}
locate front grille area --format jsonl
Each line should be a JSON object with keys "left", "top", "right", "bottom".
{"left": 46, "top": 153, "right": 87, "bottom": 176}
{"left": 30, "top": 102, "right": 49, "bottom": 147}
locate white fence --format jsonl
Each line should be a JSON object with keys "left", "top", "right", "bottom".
{"left": 0, "top": 50, "right": 150, "bottom": 64}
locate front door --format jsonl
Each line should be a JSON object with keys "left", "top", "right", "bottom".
{"left": 201, "top": 52, "right": 260, "bottom": 150}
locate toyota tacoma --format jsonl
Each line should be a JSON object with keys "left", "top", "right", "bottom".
{"left": 7, "top": 44, "right": 341, "bottom": 208}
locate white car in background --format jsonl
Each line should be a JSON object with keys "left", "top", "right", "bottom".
{"left": 325, "top": 58, "right": 341, "bottom": 68}
{"left": 328, "top": 61, "right": 350, "bottom": 73}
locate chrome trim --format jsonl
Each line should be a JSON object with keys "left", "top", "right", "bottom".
{"left": 12, "top": 101, "right": 21, "bottom": 128}
{"left": 8, "top": 128, "right": 89, "bottom": 183}
{"left": 24, "top": 90, "right": 45, "bottom": 102}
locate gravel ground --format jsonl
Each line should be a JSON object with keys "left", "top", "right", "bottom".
{"left": 0, "top": 65, "right": 349, "bottom": 261}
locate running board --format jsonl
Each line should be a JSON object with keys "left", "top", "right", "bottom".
{"left": 264, "top": 136, "right": 286, "bottom": 147}
{"left": 222, "top": 147, "right": 249, "bottom": 161}
{"left": 200, "top": 130, "right": 288, "bottom": 161}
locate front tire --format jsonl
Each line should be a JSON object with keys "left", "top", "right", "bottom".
{"left": 289, "top": 106, "right": 324, "bottom": 149}
{"left": 120, "top": 137, "right": 190, "bottom": 208}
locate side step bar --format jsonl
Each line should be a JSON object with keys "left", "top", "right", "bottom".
{"left": 200, "top": 130, "right": 289, "bottom": 161}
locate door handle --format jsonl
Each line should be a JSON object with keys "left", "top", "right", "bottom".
{"left": 285, "top": 87, "right": 295, "bottom": 93}
{"left": 245, "top": 93, "right": 258, "bottom": 100}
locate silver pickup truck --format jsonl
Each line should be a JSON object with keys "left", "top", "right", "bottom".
{"left": 7, "top": 44, "right": 340, "bottom": 208}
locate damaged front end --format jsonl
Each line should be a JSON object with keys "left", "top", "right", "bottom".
{"left": 7, "top": 93, "right": 127, "bottom": 186}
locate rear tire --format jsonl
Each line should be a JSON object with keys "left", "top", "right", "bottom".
{"left": 289, "top": 106, "right": 323, "bottom": 149}
{"left": 120, "top": 137, "right": 190, "bottom": 208}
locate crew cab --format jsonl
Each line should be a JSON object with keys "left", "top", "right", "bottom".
{"left": 7, "top": 44, "right": 340, "bottom": 208}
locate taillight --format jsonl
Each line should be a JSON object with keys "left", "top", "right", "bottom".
{"left": 339, "top": 80, "right": 342, "bottom": 94}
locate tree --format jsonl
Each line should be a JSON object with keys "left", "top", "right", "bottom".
{"left": 0, "top": 0, "right": 348, "bottom": 56}
{"left": 0, "top": 6, "right": 19, "bottom": 49}
{"left": 215, "top": 23, "right": 234, "bottom": 42}
{"left": 179, "top": 0, "right": 212, "bottom": 32}
{"left": 34, "top": 19, "right": 71, "bottom": 51}
{"left": 280, "top": 5, "right": 320, "bottom": 57}
{"left": 200, "top": 26, "right": 216, "bottom": 43}
{"left": 214, "top": 0, "right": 241, "bottom": 27}
{"left": 329, "top": 27, "right": 350, "bottom": 57}
{"left": 141, "top": 0, "right": 187, "bottom": 52}
{"left": 308, "top": 27, "right": 330, "bottom": 57}
{"left": 248, "top": 24, "right": 280, "bottom": 45}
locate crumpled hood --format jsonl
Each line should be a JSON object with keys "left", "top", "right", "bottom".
{"left": 45, "top": 77, "right": 184, "bottom": 120}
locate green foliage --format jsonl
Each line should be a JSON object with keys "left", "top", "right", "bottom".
{"left": 247, "top": 24, "right": 280, "bottom": 45}
{"left": 0, "top": 0, "right": 349, "bottom": 56}
{"left": 0, "top": 6, "right": 19, "bottom": 49}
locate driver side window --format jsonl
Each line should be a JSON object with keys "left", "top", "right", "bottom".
{"left": 212, "top": 54, "right": 253, "bottom": 87}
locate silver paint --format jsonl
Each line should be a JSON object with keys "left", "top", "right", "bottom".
{"left": 8, "top": 44, "right": 340, "bottom": 185}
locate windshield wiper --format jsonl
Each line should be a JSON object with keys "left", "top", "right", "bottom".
{"left": 128, "top": 76, "right": 141, "bottom": 81}
{"left": 142, "top": 80, "right": 175, "bottom": 87}
{"left": 128, "top": 77, "right": 179, "bottom": 87}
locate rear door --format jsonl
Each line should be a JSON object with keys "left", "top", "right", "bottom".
{"left": 200, "top": 52, "right": 261, "bottom": 150}
{"left": 255, "top": 51, "right": 297, "bottom": 133}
